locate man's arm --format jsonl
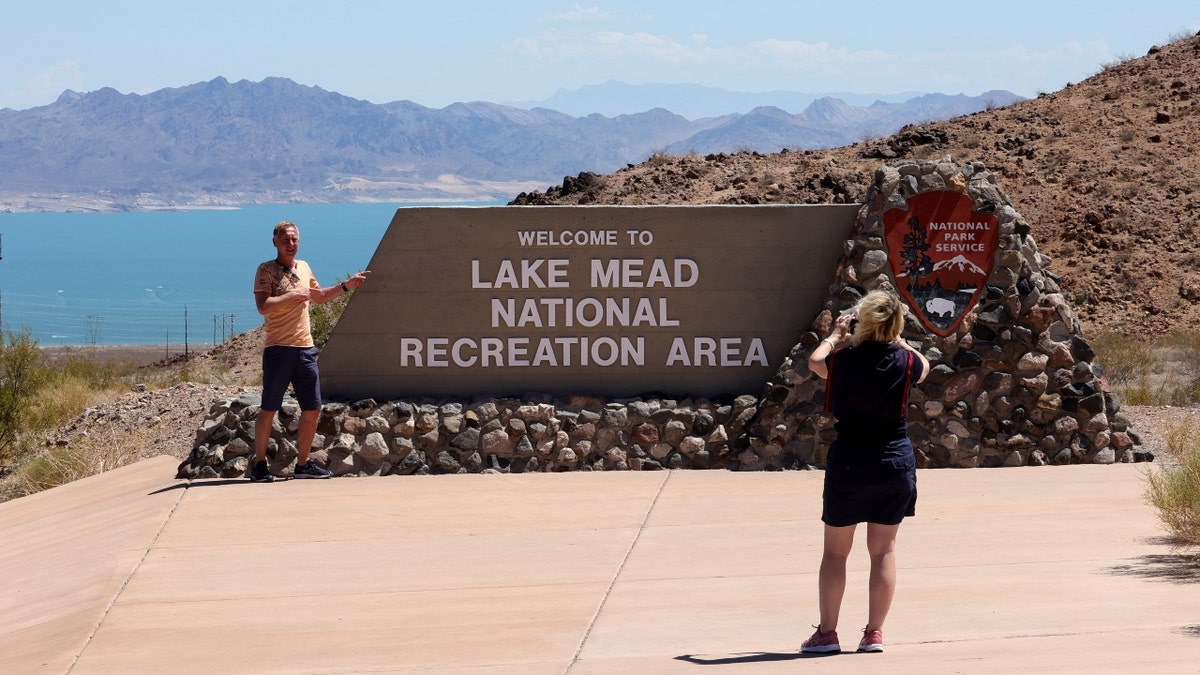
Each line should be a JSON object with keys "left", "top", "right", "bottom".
{"left": 255, "top": 288, "right": 310, "bottom": 315}
{"left": 310, "top": 270, "right": 371, "bottom": 305}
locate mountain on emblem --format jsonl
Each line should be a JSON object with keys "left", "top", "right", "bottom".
{"left": 882, "top": 191, "right": 999, "bottom": 337}
{"left": 932, "top": 254, "right": 987, "bottom": 276}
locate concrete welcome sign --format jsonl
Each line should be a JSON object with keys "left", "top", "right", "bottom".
{"left": 319, "top": 205, "right": 858, "bottom": 399}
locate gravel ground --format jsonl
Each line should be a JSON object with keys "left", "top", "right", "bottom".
{"left": 1118, "top": 404, "right": 1199, "bottom": 466}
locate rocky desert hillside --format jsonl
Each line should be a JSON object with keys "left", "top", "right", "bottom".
{"left": 513, "top": 33, "right": 1200, "bottom": 338}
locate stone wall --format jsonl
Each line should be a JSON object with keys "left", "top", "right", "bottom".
{"left": 746, "top": 157, "right": 1147, "bottom": 468}
{"left": 177, "top": 393, "right": 766, "bottom": 479}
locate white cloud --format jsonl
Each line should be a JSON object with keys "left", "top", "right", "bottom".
{"left": 552, "top": 4, "right": 609, "bottom": 22}
{"left": 502, "top": 31, "right": 896, "bottom": 74}
{"left": 500, "top": 29, "right": 1140, "bottom": 97}
{"left": 592, "top": 31, "right": 706, "bottom": 64}
{"left": 3, "top": 60, "right": 86, "bottom": 109}
{"left": 924, "top": 41, "right": 1117, "bottom": 94}
{"left": 504, "top": 30, "right": 711, "bottom": 66}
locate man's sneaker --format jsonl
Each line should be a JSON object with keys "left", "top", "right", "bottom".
{"left": 249, "top": 460, "right": 274, "bottom": 483}
{"left": 293, "top": 459, "right": 333, "bottom": 479}
{"left": 800, "top": 626, "right": 840, "bottom": 654}
{"left": 858, "top": 627, "right": 884, "bottom": 653}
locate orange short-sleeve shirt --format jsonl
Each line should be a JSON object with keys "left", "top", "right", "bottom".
{"left": 253, "top": 259, "right": 319, "bottom": 347}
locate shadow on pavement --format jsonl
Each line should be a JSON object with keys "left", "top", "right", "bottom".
{"left": 675, "top": 651, "right": 841, "bottom": 665}
{"left": 148, "top": 479, "right": 248, "bottom": 495}
{"left": 1106, "top": 537, "right": 1200, "bottom": 583}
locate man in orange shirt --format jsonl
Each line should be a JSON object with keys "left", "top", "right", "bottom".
{"left": 250, "top": 221, "right": 370, "bottom": 482}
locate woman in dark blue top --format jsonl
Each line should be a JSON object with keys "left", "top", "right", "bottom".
{"left": 800, "top": 290, "right": 929, "bottom": 655}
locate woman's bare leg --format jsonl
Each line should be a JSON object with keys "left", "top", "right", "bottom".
{"left": 865, "top": 522, "right": 901, "bottom": 631}
{"left": 817, "top": 524, "right": 856, "bottom": 631}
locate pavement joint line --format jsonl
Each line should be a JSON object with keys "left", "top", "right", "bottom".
{"left": 64, "top": 478, "right": 192, "bottom": 673}
{"left": 561, "top": 470, "right": 673, "bottom": 675}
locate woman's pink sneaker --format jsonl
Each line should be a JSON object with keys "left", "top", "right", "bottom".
{"left": 800, "top": 626, "right": 841, "bottom": 654}
{"left": 858, "top": 627, "right": 884, "bottom": 653}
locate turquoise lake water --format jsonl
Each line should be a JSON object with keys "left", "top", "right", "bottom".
{"left": 0, "top": 202, "right": 494, "bottom": 346}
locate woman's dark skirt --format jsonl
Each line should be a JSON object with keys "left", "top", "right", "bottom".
{"left": 821, "top": 437, "right": 917, "bottom": 527}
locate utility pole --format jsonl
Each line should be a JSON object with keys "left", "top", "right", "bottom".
{"left": 184, "top": 305, "right": 189, "bottom": 358}
{"left": 86, "top": 315, "right": 102, "bottom": 345}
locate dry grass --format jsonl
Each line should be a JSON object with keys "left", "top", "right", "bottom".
{"left": 0, "top": 425, "right": 143, "bottom": 500}
{"left": 1145, "top": 419, "right": 1200, "bottom": 547}
{"left": 1091, "top": 331, "right": 1200, "bottom": 406}
{"left": 0, "top": 337, "right": 260, "bottom": 501}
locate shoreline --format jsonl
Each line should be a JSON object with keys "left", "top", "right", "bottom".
{"left": 0, "top": 194, "right": 511, "bottom": 214}
{"left": 40, "top": 343, "right": 220, "bottom": 366}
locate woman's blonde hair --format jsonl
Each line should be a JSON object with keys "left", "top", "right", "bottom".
{"left": 850, "top": 290, "right": 906, "bottom": 346}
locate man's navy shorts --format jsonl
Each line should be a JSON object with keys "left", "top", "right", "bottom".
{"left": 261, "top": 346, "right": 321, "bottom": 411}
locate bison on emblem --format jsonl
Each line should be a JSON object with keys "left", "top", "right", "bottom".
{"left": 925, "top": 297, "right": 956, "bottom": 318}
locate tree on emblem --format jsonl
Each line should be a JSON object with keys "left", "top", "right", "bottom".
{"left": 899, "top": 215, "right": 932, "bottom": 293}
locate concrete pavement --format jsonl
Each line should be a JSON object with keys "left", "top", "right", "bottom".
{"left": 2, "top": 456, "right": 1198, "bottom": 674}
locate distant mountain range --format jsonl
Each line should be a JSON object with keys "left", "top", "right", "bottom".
{"left": 0, "top": 77, "right": 1020, "bottom": 210}
{"left": 507, "top": 80, "right": 934, "bottom": 119}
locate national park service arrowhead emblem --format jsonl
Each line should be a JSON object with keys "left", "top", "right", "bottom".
{"left": 883, "top": 191, "right": 999, "bottom": 337}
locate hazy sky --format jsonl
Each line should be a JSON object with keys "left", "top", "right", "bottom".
{"left": 3, "top": 1, "right": 1197, "bottom": 111}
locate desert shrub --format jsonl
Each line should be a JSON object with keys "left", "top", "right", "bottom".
{"left": 646, "top": 151, "right": 672, "bottom": 167}
{"left": 53, "top": 354, "right": 132, "bottom": 388}
{"left": 1099, "top": 53, "right": 1136, "bottom": 73}
{"left": 1121, "top": 380, "right": 1153, "bottom": 405}
{"left": 0, "top": 328, "right": 257, "bottom": 501}
{"left": 2, "top": 428, "right": 135, "bottom": 500}
{"left": 1090, "top": 330, "right": 1152, "bottom": 384}
{"left": 1093, "top": 331, "right": 1200, "bottom": 407}
{"left": 23, "top": 353, "right": 147, "bottom": 434}
{"left": 311, "top": 277, "right": 355, "bottom": 348}
{"left": 26, "top": 378, "right": 96, "bottom": 433}
{"left": 0, "top": 331, "right": 153, "bottom": 481}
{"left": 6, "top": 446, "right": 105, "bottom": 498}
{"left": 0, "top": 329, "right": 49, "bottom": 462}
{"left": 1166, "top": 28, "right": 1197, "bottom": 43}
{"left": 34, "top": 355, "right": 138, "bottom": 428}
{"left": 1123, "top": 380, "right": 1200, "bottom": 407}
{"left": 1162, "top": 331, "right": 1200, "bottom": 356}
{"left": 1145, "top": 419, "right": 1200, "bottom": 547}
